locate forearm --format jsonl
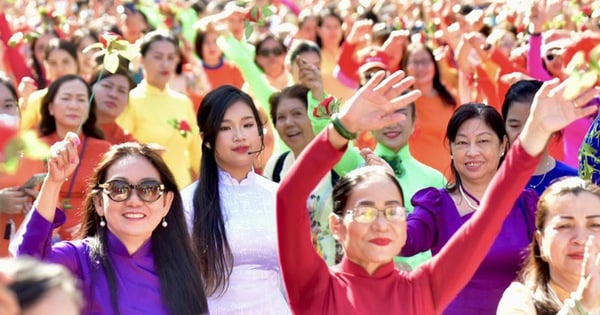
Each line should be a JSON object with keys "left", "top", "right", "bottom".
{"left": 527, "top": 34, "right": 552, "bottom": 81}
{"left": 33, "top": 179, "right": 62, "bottom": 223}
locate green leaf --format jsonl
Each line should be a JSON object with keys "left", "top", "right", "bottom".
{"left": 103, "top": 53, "right": 120, "bottom": 73}
{"left": 82, "top": 42, "right": 104, "bottom": 54}
{"left": 262, "top": 5, "right": 274, "bottom": 18}
{"left": 118, "top": 45, "right": 140, "bottom": 61}
{"left": 566, "top": 51, "right": 585, "bottom": 73}
{"left": 245, "top": 23, "right": 253, "bottom": 40}
{"left": 589, "top": 44, "right": 600, "bottom": 71}
{"left": 251, "top": 7, "right": 259, "bottom": 20}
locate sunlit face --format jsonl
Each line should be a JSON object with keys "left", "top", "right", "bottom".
{"left": 255, "top": 38, "right": 286, "bottom": 77}
{"left": 405, "top": 47, "right": 435, "bottom": 86}
{"left": 291, "top": 51, "right": 321, "bottom": 83}
{"left": 318, "top": 16, "right": 343, "bottom": 49}
{"left": 450, "top": 118, "right": 506, "bottom": 183}
{"left": 544, "top": 47, "right": 564, "bottom": 77}
{"left": 201, "top": 32, "right": 222, "bottom": 65}
{"left": 214, "top": 101, "right": 262, "bottom": 177}
{"left": 537, "top": 192, "right": 600, "bottom": 285}
{"left": 504, "top": 101, "right": 530, "bottom": 144}
{"left": 22, "top": 287, "right": 79, "bottom": 315}
{"left": 274, "top": 97, "right": 314, "bottom": 155}
{"left": 77, "top": 36, "right": 99, "bottom": 75}
{"left": 141, "top": 40, "right": 180, "bottom": 89}
{"left": 227, "top": 11, "right": 246, "bottom": 40}
{"left": 45, "top": 49, "right": 79, "bottom": 81}
{"left": 0, "top": 84, "right": 18, "bottom": 117}
{"left": 93, "top": 74, "right": 130, "bottom": 122}
{"left": 49, "top": 79, "right": 90, "bottom": 132}
{"left": 297, "top": 17, "right": 318, "bottom": 42}
{"left": 94, "top": 155, "right": 173, "bottom": 247}
{"left": 372, "top": 106, "right": 414, "bottom": 152}
{"left": 33, "top": 33, "right": 58, "bottom": 69}
{"left": 331, "top": 174, "right": 406, "bottom": 271}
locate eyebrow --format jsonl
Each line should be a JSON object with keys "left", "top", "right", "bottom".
{"left": 222, "top": 116, "right": 255, "bottom": 123}
{"left": 356, "top": 200, "right": 402, "bottom": 206}
{"left": 557, "top": 215, "right": 600, "bottom": 220}
{"left": 456, "top": 131, "right": 494, "bottom": 138}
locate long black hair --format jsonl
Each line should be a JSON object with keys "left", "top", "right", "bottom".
{"left": 79, "top": 142, "right": 208, "bottom": 314}
{"left": 39, "top": 74, "right": 104, "bottom": 139}
{"left": 193, "top": 85, "right": 264, "bottom": 296}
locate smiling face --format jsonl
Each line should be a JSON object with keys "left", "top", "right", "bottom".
{"left": 141, "top": 39, "right": 180, "bottom": 89}
{"left": 274, "top": 96, "right": 314, "bottom": 156}
{"left": 49, "top": 79, "right": 90, "bottom": 133}
{"left": 93, "top": 74, "right": 130, "bottom": 122}
{"left": 330, "top": 173, "right": 406, "bottom": 273}
{"left": 371, "top": 106, "right": 414, "bottom": 152}
{"left": 94, "top": 154, "right": 173, "bottom": 248}
{"left": 450, "top": 117, "right": 506, "bottom": 184}
{"left": 538, "top": 191, "right": 600, "bottom": 286}
{"left": 214, "top": 101, "right": 262, "bottom": 179}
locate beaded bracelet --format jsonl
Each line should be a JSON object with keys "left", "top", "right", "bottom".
{"left": 331, "top": 114, "right": 357, "bottom": 140}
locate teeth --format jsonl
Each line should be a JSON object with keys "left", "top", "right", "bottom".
{"left": 124, "top": 213, "right": 145, "bottom": 219}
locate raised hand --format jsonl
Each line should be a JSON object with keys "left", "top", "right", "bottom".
{"left": 296, "top": 57, "right": 324, "bottom": 101}
{"left": 573, "top": 235, "right": 600, "bottom": 312}
{"left": 46, "top": 132, "right": 81, "bottom": 184}
{"left": 520, "top": 78, "right": 599, "bottom": 156}
{"left": 337, "top": 71, "right": 421, "bottom": 134}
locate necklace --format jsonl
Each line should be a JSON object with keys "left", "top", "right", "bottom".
{"left": 528, "top": 158, "right": 553, "bottom": 190}
{"left": 458, "top": 183, "right": 480, "bottom": 211}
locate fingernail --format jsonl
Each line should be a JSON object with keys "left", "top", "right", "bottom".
{"left": 73, "top": 136, "right": 81, "bottom": 146}
{"left": 71, "top": 158, "right": 76, "bottom": 164}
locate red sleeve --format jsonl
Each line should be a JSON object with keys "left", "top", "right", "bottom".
{"left": 277, "top": 128, "right": 343, "bottom": 307}
{"left": 424, "top": 139, "right": 541, "bottom": 312}
{"left": 336, "top": 41, "right": 361, "bottom": 85}
{"left": 0, "top": 13, "right": 33, "bottom": 83}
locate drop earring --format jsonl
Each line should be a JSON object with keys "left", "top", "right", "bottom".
{"left": 161, "top": 217, "right": 168, "bottom": 228}
{"left": 99, "top": 217, "right": 106, "bottom": 227}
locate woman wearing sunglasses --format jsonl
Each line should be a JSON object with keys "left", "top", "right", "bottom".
{"left": 14, "top": 139, "right": 208, "bottom": 314}
{"left": 277, "top": 71, "right": 598, "bottom": 314}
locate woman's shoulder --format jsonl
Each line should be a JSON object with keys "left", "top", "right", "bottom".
{"left": 497, "top": 282, "right": 537, "bottom": 315}
{"left": 411, "top": 187, "right": 449, "bottom": 209}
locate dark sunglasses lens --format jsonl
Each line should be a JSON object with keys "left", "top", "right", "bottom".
{"left": 546, "top": 54, "right": 555, "bottom": 61}
{"left": 272, "top": 48, "right": 283, "bottom": 56}
{"left": 258, "top": 48, "right": 283, "bottom": 57}
{"left": 106, "top": 181, "right": 131, "bottom": 201}
{"left": 137, "top": 181, "right": 163, "bottom": 202}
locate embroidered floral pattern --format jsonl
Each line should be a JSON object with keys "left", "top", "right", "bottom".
{"left": 579, "top": 113, "right": 600, "bottom": 185}
{"left": 312, "top": 96, "right": 342, "bottom": 119}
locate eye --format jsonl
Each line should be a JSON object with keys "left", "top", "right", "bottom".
{"left": 243, "top": 122, "right": 256, "bottom": 128}
{"left": 219, "top": 126, "right": 231, "bottom": 131}
{"left": 455, "top": 140, "right": 468, "bottom": 145}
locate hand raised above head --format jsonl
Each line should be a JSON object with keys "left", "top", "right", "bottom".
{"left": 337, "top": 71, "right": 421, "bottom": 134}
{"left": 46, "top": 132, "right": 81, "bottom": 184}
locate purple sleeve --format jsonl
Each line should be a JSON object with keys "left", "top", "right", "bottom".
{"left": 16, "top": 209, "right": 81, "bottom": 275}
{"left": 527, "top": 34, "right": 552, "bottom": 81}
{"left": 401, "top": 187, "right": 443, "bottom": 256}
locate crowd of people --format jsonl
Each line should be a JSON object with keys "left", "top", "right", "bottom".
{"left": 0, "top": 0, "right": 599, "bottom": 314}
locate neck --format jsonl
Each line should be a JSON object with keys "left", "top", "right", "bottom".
{"left": 349, "top": 256, "right": 390, "bottom": 276}
{"left": 203, "top": 56, "right": 221, "bottom": 67}
{"left": 459, "top": 179, "right": 488, "bottom": 202}
{"left": 55, "top": 125, "right": 79, "bottom": 139}
{"left": 415, "top": 82, "right": 435, "bottom": 96}
{"left": 534, "top": 152, "right": 555, "bottom": 176}
{"left": 96, "top": 115, "right": 113, "bottom": 125}
{"left": 549, "top": 276, "right": 578, "bottom": 302}
{"left": 120, "top": 235, "right": 150, "bottom": 255}
{"left": 147, "top": 80, "right": 167, "bottom": 90}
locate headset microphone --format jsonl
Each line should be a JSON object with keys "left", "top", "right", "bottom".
{"left": 247, "top": 144, "right": 265, "bottom": 155}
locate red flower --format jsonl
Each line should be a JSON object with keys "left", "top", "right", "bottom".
{"left": 516, "top": 24, "right": 526, "bottom": 35}
{"left": 506, "top": 13, "right": 516, "bottom": 24}
{"left": 313, "top": 96, "right": 341, "bottom": 119}
{"left": 178, "top": 120, "right": 191, "bottom": 132}
{"left": 582, "top": 6, "right": 592, "bottom": 17}
{"left": 99, "top": 32, "right": 123, "bottom": 48}
{"left": 246, "top": 7, "right": 262, "bottom": 23}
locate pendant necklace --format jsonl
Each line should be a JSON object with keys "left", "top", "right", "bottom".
{"left": 459, "top": 182, "right": 480, "bottom": 211}
{"left": 528, "top": 158, "right": 552, "bottom": 190}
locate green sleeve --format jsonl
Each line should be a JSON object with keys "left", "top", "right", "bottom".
{"left": 178, "top": 8, "right": 199, "bottom": 44}
{"left": 307, "top": 91, "right": 362, "bottom": 176}
{"left": 216, "top": 35, "right": 276, "bottom": 113}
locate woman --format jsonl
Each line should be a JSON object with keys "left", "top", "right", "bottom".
{"left": 89, "top": 64, "right": 136, "bottom": 145}
{"left": 71, "top": 28, "right": 99, "bottom": 81}
{"left": 16, "top": 137, "right": 208, "bottom": 314}
{"left": 248, "top": 34, "right": 292, "bottom": 92}
{"left": 276, "top": 70, "right": 598, "bottom": 314}
{"left": 497, "top": 177, "right": 600, "bottom": 314}
{"left": 401, "top": 44, "right": 457, "bottom": 177}
{"left": 181, "top": 85, "right": 290, "bottom": 314}
{"left": 265, "top": 84, "right": 339, "bottom": 265}
{"left": 21, "top": 39, "right": 80, "bottom": 131}
{"left": 401, "top": 103, "right": 538, "bottom": 314}
{"left": 502, "top": 80, "right": 577, "bottom": 196}
{"left": 0, "top": 257, "right": 82, "bottom": 315}
{"left": 38, "top": 75, "right": 111, "bottom": 241}
{"left": 0, "top": 76, "right": 43, "bottom": 256}
{"left": 116, "top": 30, "right": 201, "bottom": 189}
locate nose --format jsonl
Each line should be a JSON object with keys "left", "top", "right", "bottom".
{"left": 124, "top": 188, "right": 144, "bottom": 206}
{"left": 572, "top": 226, "right": 590, "bottom": 245}
{"left": 232, "top": 127, "right": 246, "bottom": 141}
{"left": 370, "top": 212, "right": 390, "bottom": 231}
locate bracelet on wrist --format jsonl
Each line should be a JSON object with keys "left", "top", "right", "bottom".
{"left": 331, "top": 114, "right": 357, "bottom": 140}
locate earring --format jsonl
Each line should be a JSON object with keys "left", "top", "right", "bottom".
{"left": 99, "top": 217, "right": 106, "bottom": 227}
{"left": 161, "top": 217, "right": 168, "bottom": 228}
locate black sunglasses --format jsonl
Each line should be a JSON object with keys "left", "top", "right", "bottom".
{"left": 257, "top": 47, "right": 284, "bottom": 57}
{"left": 98, "top": 180, "right": 165, "bottom": 202}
